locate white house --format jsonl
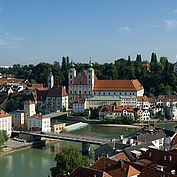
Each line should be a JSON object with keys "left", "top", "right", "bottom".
{"left": 0, "top": 110, "right": 12, "bottom": 136}
{"left": 137, "top": 96, "right": 150, "bottom": 109}
{"left": 137, "top": 109, "right": 150, "bottom": 122}
{"left": 27, "top": 114, "right": 51, "bottom": 132}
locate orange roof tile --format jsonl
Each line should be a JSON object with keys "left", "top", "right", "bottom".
{"left": 93, "top": 79, "right": 143, "bottom": 91}
{"left": 112, "top": 152, "right": 130, "bottom": 162}
{"left": 73, "top": 98, "right": 85, "bottom": 104}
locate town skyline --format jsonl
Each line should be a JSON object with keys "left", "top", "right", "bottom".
{"left": 0, "top": 0, "right": 177, "bottom": 65}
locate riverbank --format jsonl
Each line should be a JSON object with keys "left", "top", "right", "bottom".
{"left": 100, "top": 124, "right": 141, "bottom": 128}
{"left": 0, "top": 138, "right": 61, "bottom": 158}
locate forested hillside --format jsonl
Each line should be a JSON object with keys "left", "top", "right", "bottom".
{"left": 1, "top": 53, "right": 176, "bottom": 97}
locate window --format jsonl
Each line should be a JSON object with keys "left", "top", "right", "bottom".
{"left": 70, "top": 81, "right": 72, "bottom": 84}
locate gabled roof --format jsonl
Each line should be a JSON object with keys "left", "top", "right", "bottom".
{"left": 137, "top": 96, "right": 149, "bottom": 102}
{"left": 47, "top": 86, "right": 68, "bottom": 97}
{"left": 93, "top": 79, "right": 143, "bottom": 91}
{"left": 70, "top": 166, "right": 111, "bottom": 177}
{"left": 99, "top": 105, "right": 134, "bottom": 113}
{"left": 111, "top": 152, "right": 131, "bottom": 162}
{"left": 73, "top": 98, "right": 85, "bottom": 104}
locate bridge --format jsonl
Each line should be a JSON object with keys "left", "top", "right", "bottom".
{"left": 13, "top": 130, "right": 111, "bottom": 153}
{"left": 44, "top": 112, "right": 68, "bottom": 118}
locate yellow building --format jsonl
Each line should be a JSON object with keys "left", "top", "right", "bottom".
{"left": 51, "top": 123, "right": 66, "bottom": 134}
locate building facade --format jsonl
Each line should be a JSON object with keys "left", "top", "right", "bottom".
{"left": 27, "top": 114, "right": 51, "bottom": 132}
{"left": 10, "top": 110, "right": 25, "bottom": 129}
{"left": 0, "top": 110, "right": 12, "bottom": 136}
{"left": 68, "top": 62, "right": 97, "bottom": 105}
{"left": 45, "top": 85, "right": 68, "bottom": 113}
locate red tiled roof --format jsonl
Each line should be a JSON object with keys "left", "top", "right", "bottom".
{"left": 0, "top": 110, "right": 10, "bottom": 117}
{"left": 99, "top": 105, "right": 134, "bottom": 113}
{"left": 73, "top": 98, "right": 85, "bottom": 104}
{"left": 70, "top": 166, "right": 111, "bottom": 177}
{"left": 24, "top": 100, "right": 35, "bottom": 105}
{"left": 93, "top": 79, "right": 143, "bottom": 91}
{"left": 47, "top": 86, "right": 68, "bottom": 97}
{"left": 137, "top": 96, "right": 149, "bottom": 102}
{"left": 111, "top": 152, "right": 130, "bottom": 162}
{"left": 142, "top": 64, "right": 149, "bottom": 67}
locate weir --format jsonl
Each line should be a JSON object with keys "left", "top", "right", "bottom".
{"left": 66, "top": 122, "right": 88, "bottom": 132}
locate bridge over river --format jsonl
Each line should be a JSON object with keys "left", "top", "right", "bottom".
{"left": 13, "top": 130, "right": 111, "bottom": 152}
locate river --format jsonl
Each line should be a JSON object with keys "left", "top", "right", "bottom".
{"left": 0, "top": 122, "right": 176, "bottom": 177}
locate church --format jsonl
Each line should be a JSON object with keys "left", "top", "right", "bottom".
{"left": 68, "top": 61, "right": 144, "bottom": 105}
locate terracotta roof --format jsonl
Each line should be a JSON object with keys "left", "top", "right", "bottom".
{"left": 70, "top": 166, "right": 111, "bottom": 177}
{"left": 73, "top": 98, "right": 85, "bottom": 104}
{"left": 99, "top": 105, "right": 134, "bottom": 113}
{"left": 0, "top": 110, "right": 10, "bottom": 117}
{"left": 24, "top": 100, "right": 35, "bottom": 105}
{"left": 37, "top": 90, "right": 48, "bottom": 101}
{"left": 137, "top": 96, "right": 149, "bottom": 102}
{"left": 142, "top": 64, "right": 149, "bottom": 67}
{"left": 91, "top": 157, "right": 140, "bottom": 177}
{"left": 111, "top": 152, "right": 130, "bottom": 162}
{"left": 93, "top": 79, "right": 143, "bottom": 91}
{"left": 47, "top": 86, "right": 68, "bottom": 97}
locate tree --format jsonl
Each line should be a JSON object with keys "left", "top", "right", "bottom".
{"left": 0, "top": 130, "right": 8, "bottom": 150}
{"left": 151, "top": 53, "right": 157, "bottom": 63}
{"left": 50, "top": 146, "right": 89, "bottom": 177}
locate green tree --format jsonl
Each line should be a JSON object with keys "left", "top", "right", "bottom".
{"left": 50, "top": 146, "right": 89, "bottom": 176}
{"left": 0, "top": 130, "right": 8, "bottom": 150}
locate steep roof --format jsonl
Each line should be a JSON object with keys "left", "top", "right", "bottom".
{"left": 70, "top": 166, "right": 111, "bottom": 177}
{"left": 47, "top": 86, "right": 68, "bottom": 97}
{"left": 93, "top": 79, "right": 143, "bottom": 91}
{"left": 99, "top": 105, "right": 134, "bottom": 113}
{"left": 137, "top": 96, "right": 149, "bottom": 102}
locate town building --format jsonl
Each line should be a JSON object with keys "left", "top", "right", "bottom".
{"left": 137, "top": 109, "right": 150, "bottom": 122}
{"left": 24, "top": 100, "right": 36, "bottom": 117}
{"left": 99, "top": 105, "right": 134, "bottom": 120}
{"left": 73, "top": 98, "right": 86, "bottom": 113}
{"left": 51, "top": 123, "right": 66, "bottom": 133}
{"left": 86, "top": 96, "right": 122, "bottom": 109}
{"left": 68, "top": 61, "right": 97, "bottom": 105}
{"left": 121, "top": 96, "right": 137, "bottom": 107}
{"left": 0, "top": 110, "right": 12, "bottom": 136}
{"left": 163, "top": 100, "right": 177, "bottom": 120}
{"left": 136, "top": 96, "right": 150, "bottom": 109}
{"left": 45, "top": 85, "right": 68, "bottom": 113}
{"left": 93, "top": 79, "right": 144, "bottom": 97}
{"left": 10, "top": 110, "right": 25, "bottom": 129}
{"left": 68, "top": 61, "right": 144, "bottom": 106}
{"left": 27, "top": 114, "right": 51, "bottom": 132}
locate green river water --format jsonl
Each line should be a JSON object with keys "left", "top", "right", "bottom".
{"left": 0, "top": 122, "right": 176, "bottom": 177}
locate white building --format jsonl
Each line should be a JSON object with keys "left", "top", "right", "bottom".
{"left": 93, "top": 79, "right": 144, "bottom": 97}
{"left": 121, "top": 96, "right": 137, "bottom": 107}
{"left": 163, "top": 100, "right": 177, "bottom": 120}
{"left": 45, "top": 85, "right": 68, "bottom": 113}
{"left": 99, "top": 105, "right": 134, "bottom": 120}
{"left": 137, "top": 109, "right": 150, "bottom": 122}
{"left": 24, "top": 100, "right": 36, "bottom": 117}
{"left": 0, "top": 110, "right": 12, "bottom": 136}
{"left": 137, "top": 96, "right": 150, "bottom": 109}
{"left": 73, "top": 98, "right": 86, "bottom": 113}
{"left": 27, "top": 114, "right": 51, "bottom": 132}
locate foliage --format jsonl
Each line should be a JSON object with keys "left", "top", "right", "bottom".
{"left": 4, "top": 54, "right": 177, "bottom": 97}
{"left": 50, "top": 146, "right": 89, "bottom": 176}
{"left": 0, "top": 130, "right": 8, "bottom": 150}
{"left": 35, "top": 103, "right": 45, "bottom": 114}
{"left": 5, "top": 96, "right": 23, "bottom": 112}
{"left": 103, "top": 115, "right": 134, "bottom": 125}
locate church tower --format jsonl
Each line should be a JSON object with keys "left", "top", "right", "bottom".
{"left": 68, "top": 61, "right": 76, "bottom": 85}
{"left": 87, "top": 58, "right": 95, "bottom": 96}
{"left": 47, "top": 71, "right": 54, "bottom": 88}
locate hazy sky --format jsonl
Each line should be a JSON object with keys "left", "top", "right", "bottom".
{"left": 0, "top": 0, "right": 177, "bottom": 65}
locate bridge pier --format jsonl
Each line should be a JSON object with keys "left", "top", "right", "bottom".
{"left": 82, "top": 142, "right": 90, "bottom": 153}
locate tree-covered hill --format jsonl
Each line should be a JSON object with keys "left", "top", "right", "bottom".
{"left": 1, "top": 53, "right": 176, "bottom": 97}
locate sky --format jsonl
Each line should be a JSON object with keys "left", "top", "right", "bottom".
{"left": 0, "top": 0, "right": 177, "bottom": 65}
